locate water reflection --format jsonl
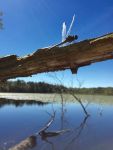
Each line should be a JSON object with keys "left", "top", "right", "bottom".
{"left": 0, "top": 98, "right": 49, "bottom": 108}
{"left": 9, "top": 109, "right": 89, "bottom": 150}
{"left": 65, "top": 115, "right": 89, "bottom": 150}
{"left": 0, "top": 95, "right": 113, "bottom": 150}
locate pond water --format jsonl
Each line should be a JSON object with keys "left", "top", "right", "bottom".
{"left": 0, "top": 93, "right": 113, "bottom": 150}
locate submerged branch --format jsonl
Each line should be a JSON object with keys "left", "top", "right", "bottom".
{"left": 38, "top": 111, "right": 55, "bottom": 135}
{"left": 71, "top": 93, "right": 90, "bottom": 116}
{"left": 9, "top": 111, "right": 69, "bottom": 150}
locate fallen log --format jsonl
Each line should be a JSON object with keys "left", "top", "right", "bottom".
{"left": 9, "top": 136, "right": 37, "bottom": 150}
{"left": 9, "top": 111, "right": 69, "bottom": 150}
{"left": 0, "top": 33, "right": 113, "bottom": 81}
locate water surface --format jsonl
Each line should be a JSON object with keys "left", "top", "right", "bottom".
{"left": 0, "top": 93, "right": 113, "bottom": 150}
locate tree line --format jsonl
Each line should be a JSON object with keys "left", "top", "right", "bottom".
{"left": 0, "top": 80, "right": 113, "bottom": 95}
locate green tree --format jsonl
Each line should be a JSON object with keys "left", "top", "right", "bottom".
{"left": 0, "top": 11, "right": 3, "bottom": 29}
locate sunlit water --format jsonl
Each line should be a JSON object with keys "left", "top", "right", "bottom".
{"left": 0, "top": 93, "right": 113, "bottom": 150}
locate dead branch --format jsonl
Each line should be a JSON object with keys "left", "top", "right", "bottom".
{"left": 9, "top": 112, "right": 55, "bottom": 150}
{"left": 9, "top": 111, "right": 69, "bottom": 150}
{"left": 9, "top": 136, "right": 37, "bottom": 150}
{"left": 38, "top": 111, "right": 55, "bottom": 135}
{"left": 71, "top": 93, "right": 89, "bottom": 116}
{"left": 0, "top": 33, "right": 113, "bottom": 81}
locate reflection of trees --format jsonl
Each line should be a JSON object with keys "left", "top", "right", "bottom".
{"left": 9, "top": 108, "right": 89, "bottom": 150}
{"left": 0, "top": 98, "right": 49, "bottom": 108}
{"left": 6, "top": 93, "right": 89, "bottom": 150}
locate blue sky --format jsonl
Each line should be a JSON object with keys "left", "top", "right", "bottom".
{"left": 0, "top": 0, "right": 113, "bottom": 87}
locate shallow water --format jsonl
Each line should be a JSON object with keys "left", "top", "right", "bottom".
{"left": 0, "top": 93, "right": 113, "bottom": 150}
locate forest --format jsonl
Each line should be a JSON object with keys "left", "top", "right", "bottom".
{"left": 0, "top": 80, "right": 113, "bottom": 95}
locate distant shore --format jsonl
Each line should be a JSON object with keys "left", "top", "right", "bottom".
{"left": 0, "top": 80, "right": 113, "bottom": 95}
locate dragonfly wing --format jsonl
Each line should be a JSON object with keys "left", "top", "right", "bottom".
{"left": 62, "top": 22, "right": 67, "bottom": 42}
{"left": 67, "top": 14, "right": 75, "bottom": 36}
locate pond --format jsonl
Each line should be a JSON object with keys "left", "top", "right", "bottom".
{"left": 0, "top": 93, "right": 113, "bottom": 150}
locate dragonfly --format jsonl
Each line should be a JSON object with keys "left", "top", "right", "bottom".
{"left": 61, "top": 14, "right": 78, "bottom": 46}
{"left": 50, "top": 14, "right": 78, "bottom": 49}
{"left": 35, "top": 15, "right": 78, "bottom": 51}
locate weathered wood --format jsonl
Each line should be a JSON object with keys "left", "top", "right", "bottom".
{"left": 0, "top": 33, "right": 113, "bottom": 81}
{"left": 9, "top": 136, "right": 37, "bottom": 150}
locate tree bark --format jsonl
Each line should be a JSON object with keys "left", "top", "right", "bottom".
{"left": 0, "top": 33, "right": 113, "bottom": 81}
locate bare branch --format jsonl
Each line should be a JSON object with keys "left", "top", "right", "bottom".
{"left": 71, "top": 92, "right": 90, "bottom": 116}
{"left": 38, "top": 111, "right": 56, "bottom": 135}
